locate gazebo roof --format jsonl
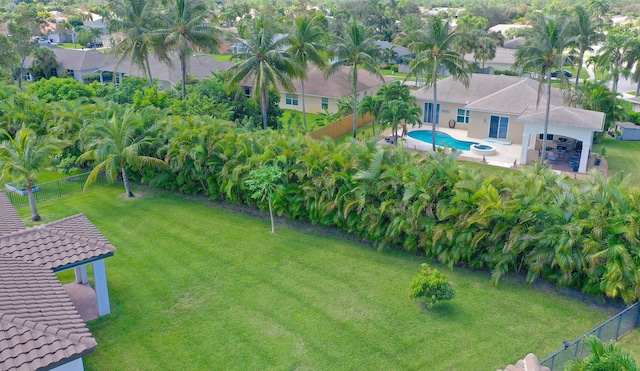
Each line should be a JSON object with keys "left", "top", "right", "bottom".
{"left": 0, "top": 213, "right": 115, "bottom": 272}
{"left": 517, "top": 105, "right": 605, "bottom": 131}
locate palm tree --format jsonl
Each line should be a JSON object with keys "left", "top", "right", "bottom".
{"left": 156, "top": 0, "right": 220, "bottom": 100}
{"left": 567, "top": 6, "right": 601, "bottom": 88}
{"left": 359, "top": 95, "right": 383, "bottom": 136}
{"left": 287, "top": 15, "right": 328, "bottom": 130}
{"left": 514, "top": 13, "right": 571, "bottom": 162}
{"left": 227, "top": 14, "right": 300, "bottom": 130}
{"left": 378, "top": 100, "right": 421, "bottom": 144}
{"left": 597, "top": 25, "right": 634, "bottom": 96}
{"left": 326, "top": 18, "right": 383, "bottom": 139}
{"left": 108, "top": 0, "right": 165, "bottom": 87}
{"left": 404, "top": 15, "right": 471, "bottom": 151}
{"left": 566, "top": 335, "right": 639, "bottom": 371}
{"left": 625, "top": 36, "right": 640, "bottom": 97}
{"left": 78, "top": 105, "right": 167, "bottom": 197}
{"left": 0, "top": 128, "right": 65, "bottom": 221}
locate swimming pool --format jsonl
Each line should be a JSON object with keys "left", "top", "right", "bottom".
{"left": 407, "top": 130, "right": 479, "bottom": 151}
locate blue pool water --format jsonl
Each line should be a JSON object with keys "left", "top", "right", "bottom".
{"left": 407, "top": 130, "right": 479, "bottom": 151}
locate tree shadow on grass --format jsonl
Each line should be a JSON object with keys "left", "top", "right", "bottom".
{"left": 415, "top": 301, "right": 460, "bottom": 318}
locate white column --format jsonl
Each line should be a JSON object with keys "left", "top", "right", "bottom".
{"left": 520, "top": 133, "right": 529, "bottom": 166}
{"left": 74, "top": 265, "right": 89, "bottom": 284}
{"left": 579, "top": 142, "right": 590, "bottom": 173}
{"left": 93, "top": 259, "right": 111, "bottom": 316}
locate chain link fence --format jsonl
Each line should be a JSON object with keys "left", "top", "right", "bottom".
{"left": 540, "top": 302, "right": 640, "bottom": 370}
{"left": 3, "top": 173, "right": 103, "bottom": 208}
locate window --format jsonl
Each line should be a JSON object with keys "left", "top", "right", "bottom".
{"left": 243, "top": 86, "right": 252, "bottom": 98}
{"left": 286, "top": 93, "right": 299, "bottom": 106}
{"left": 456, "top": 109, "right": 469, "bottom": 123}
{"left": 489, "top": 115, "right": 509, "bottom": 139}
{"left": 424, "top": 102, "right": 440, "bottom": 124}
{"left": 321, "top": 97, "right": 328, "bottom": 110}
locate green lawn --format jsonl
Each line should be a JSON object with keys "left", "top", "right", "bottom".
{"left": 212, "top": 53, "right": 233, "bottom": 62}
{"left": 21, "top": 185, "right": 616, "bottom": 370}
{"left": 593, "top": 137, "right": 640, "bottom": 183}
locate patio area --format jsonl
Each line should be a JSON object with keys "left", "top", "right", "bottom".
{"left": 380, "top": 125, "right": 607, "bottom": 178}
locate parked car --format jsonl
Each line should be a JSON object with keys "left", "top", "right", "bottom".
{"left": 550, "top": 70, "right": 572, "bottom": 78}
{"left": 86, "top": 41, "right": 104, "bottom": 48}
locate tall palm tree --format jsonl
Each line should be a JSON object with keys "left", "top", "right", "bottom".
{"left": 227, "top": 14, "right": 300, "bottom": 130}
{"left": 624, "top": 36, "right": 640, "bottom": 96}
{"left": 404, "top": 15, "right": 471, "bottom": 151}
{"left": 515, "top": 13, "right": 571, "bottom": 161}
{"left": 78, "top": 105, "right": 167, "bottom": 197}
{"left": 378, "top": 100, "right": 421, "bottom": 144}
{"left": 156, "top": 0, "right": 220, "bottom": 100}
{"left": 0, "top": 128, "right": 65, "bottom": 221}
{"left": 326, "top": 18, "right": 383, "bottom": 139}
{"left": 567, "top": 6, "right": 601, "bottom": 88}
{"left": 597, "top": 25, "right": 633, "bottom": 96}
{"left": 108, "top": 0, "right": 165, "bottom": 87}
{"left": 287, "top": 15, "right": 328, "bottom": 130}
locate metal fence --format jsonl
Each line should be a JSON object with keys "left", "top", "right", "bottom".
{"left": 540, "top": 301, "right": 640, "bottom": 370}
{"left": 3, "top": 173, "right": 101, "bottom": 208}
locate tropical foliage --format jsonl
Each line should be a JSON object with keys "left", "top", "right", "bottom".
{"left": 566, "top": 336, "right": 638, "bottom": 371}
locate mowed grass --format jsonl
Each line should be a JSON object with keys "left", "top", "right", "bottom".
{"left": 594, "top": 137, "right": 640, "bottom": 183}
{"left": 22, "top": 185, "right": 615, "bottom": 370}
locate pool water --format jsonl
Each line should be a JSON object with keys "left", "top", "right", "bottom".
{"left": 407, "top": 130, "right": 479, "bottom": 151}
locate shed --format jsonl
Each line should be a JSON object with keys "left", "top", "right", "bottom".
{"left": 615, "top": 122, "right": 640, "bottom": 141}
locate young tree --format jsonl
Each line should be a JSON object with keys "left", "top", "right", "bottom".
{"left": 244, "top": 164, "right": 285, "bottom": 234}
{"left": 404, "top": 15, "right": 471, "bottom": 152}
{"left": 515, "top": 13, "right": 571, "bottom": 161}
{"left": 0, "top": 128, "right": 65, "bottom": 221}
{"left": 326, "top": 18, "right": 383, "bottom": 139}
{"left": 227, "top": 14, "right": 300, "bottom": 130}
{"left": 78, "top": 105, "right": 168, "bottom": 197}
{"left": 156, "top": 0, "right": 220, "bottom": 100}
{"left": 409, "top": 263, "right": 456, "bottom": 308}
{"left": 287, "top": 15, "right": 328, "bottom": 130}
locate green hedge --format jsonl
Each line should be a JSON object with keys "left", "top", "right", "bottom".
{"left": 139, "top": 117, "right": 640, "bottom": 304}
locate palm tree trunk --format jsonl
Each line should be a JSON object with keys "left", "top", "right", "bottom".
{"left": 541, "top": 70, "right": 552, "bottom": 162}
{"left": 268, "top": 199, "right": 275, "bottom": 234}
{"left": 301, "top": 79, "right": 307, "bottom": 130}
{"left": 122, "top": 165, "right": 134, "bottom": 197}
{"left": 145, "top": 54, "right": 154, "bottom": 88}
{"left": 261, "top": 86, "right": 269, "bottom": 130}
{"left": 432, "top": 78, "right": 438, "bottom": 152}
{"left": 180, "top": 53, "right": 187, "bottom": 100}
{"left": 636, "top": 78, "right": 640, "bottom": 97}
{"left": 26, "top": 185, "right": 40, "bottom": 221}
{"left": 352, "top": 69, "right": 358, "bottom": 139}
{"left": 575, "top": 50, "right": 585, "bottom": 88}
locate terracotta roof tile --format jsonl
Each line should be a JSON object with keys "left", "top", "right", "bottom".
{"left": 0, "top": 214, "right": 115, "bottom": 271}
{"left": 0, "top": 256, "right": 97, "bottom": 370}
{"left": 0, "top": 192, "right": 26, "bottom": 237}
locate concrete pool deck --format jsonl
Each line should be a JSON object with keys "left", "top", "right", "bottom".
{"left": 377, "top": 125, "right": 607, "bottom": 179}
{"left": 381, "top": 126, "right": 524, "bottom": 169}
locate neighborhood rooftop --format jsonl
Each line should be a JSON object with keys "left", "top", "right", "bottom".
{"left": 0, "top": 192, "right": 25, "bottom": 237}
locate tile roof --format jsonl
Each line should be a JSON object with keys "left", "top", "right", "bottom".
{"left": 518, "top": 105, "right": 605, "bottom": 131}
{"left": 0, "top": 256, "right": 97, "bottom": 371}
{"left": 412, "top": 74, "right": 604, "bottom": 131}
{"left": 0, "top": 214, "right": 115, "bottom": 272}
{"left": 287, "top": 65, "right": 392, "bottom": 98}
{"left": 100, "top": 52, "right": 235, "bottom": 84}
{"left": 0, "top": 192, "right": 25, "bottom": 237}
{"left": 464, "top": 47, "right": 517, "bottom": 65}
{"left": 24, "top": 48, "right": 115, "bottom": 72}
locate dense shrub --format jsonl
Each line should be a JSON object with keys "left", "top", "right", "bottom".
{"left": 28, "top": 77, "right": 95, "bottom": 102}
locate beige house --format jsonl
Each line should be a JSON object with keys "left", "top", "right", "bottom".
{"left": 412, "top": 74, "right": 605, "bottom": 173}
{"left": 276, "top": 65, "right": 392, "bottom": 114}
{"left": 464, "top": 47, "right": 518, "bottom": 74}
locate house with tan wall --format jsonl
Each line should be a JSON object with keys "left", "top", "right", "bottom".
{"left": 412, "top": 74, "right": 605, "bottom": 173}
{"left": 276, "top": 65, "right": 392, "bottom": 114}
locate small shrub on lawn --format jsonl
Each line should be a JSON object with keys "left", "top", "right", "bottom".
{"left": 409, "top": 264, "right": 456, "bottom": 308}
